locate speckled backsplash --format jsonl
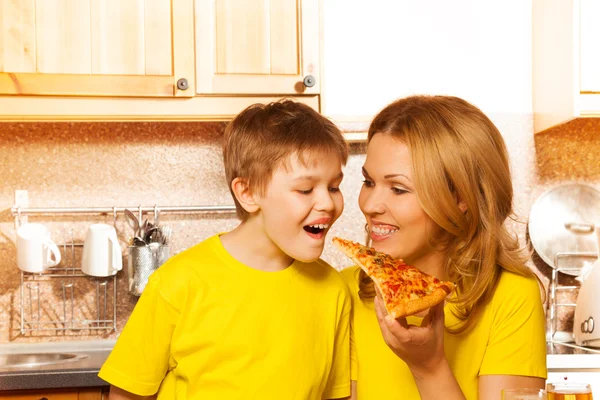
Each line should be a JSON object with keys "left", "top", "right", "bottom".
{"left": 0, "top": 116, "right": 598, "bottom": 343}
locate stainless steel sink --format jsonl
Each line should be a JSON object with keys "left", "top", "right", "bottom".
{"left": 0, "top": 353, "right": 87, "bottom": 369}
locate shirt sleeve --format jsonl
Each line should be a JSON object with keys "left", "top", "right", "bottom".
{"left": 479, "top": 274, "right": 547, "bottom": 378}
{"left": 323, "top": 284, "right": 352, "bottom": 399}
{"left": 98, "top": 271, "right": 181, "bottom": 396}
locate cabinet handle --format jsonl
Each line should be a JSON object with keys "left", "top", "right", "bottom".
{"left": 176, "top": 78, "right": 189, "bottom": 91}
{"left": 303, "top": 75, "right": 316, "bottom": 88}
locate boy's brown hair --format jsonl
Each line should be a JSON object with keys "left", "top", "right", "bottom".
{"left": 223, "top": 100, "right": 349, "bottom": 221}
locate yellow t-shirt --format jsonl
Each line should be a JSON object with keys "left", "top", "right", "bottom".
{"left": 99, "top": 234, "right": 351, "bottom": 400}
{"left": 341, "top": 266, "right": 547, "bottom": 400}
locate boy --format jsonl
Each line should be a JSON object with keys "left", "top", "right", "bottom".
{"left": 99, "top": 100, "right": 352, "bottom": 400}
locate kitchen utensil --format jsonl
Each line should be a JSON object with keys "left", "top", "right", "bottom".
{"left": 81, "top": 224, "right": 123, "bottom": 277}
{"left": 124, "top": 209, "right": 141, "bottom": 237}
{"left": 16, "top": 223, "right": 61, "bottom": 273}
{"left": 127, "top": 244, "right": 170, "bottom": 296}
{"left": 528, "top": 183, "right": 600, "bottom": 276}
{"left": 574, "top": 226, "right": 600, "bottom": 347}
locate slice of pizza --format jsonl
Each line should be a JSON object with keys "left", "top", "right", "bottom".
{"left": 333, "top": 237, "right": 455, "bottom": 318}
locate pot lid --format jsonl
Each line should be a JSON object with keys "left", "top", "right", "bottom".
{"left": 528, "top": 183, "right": 600, "bottom": 275}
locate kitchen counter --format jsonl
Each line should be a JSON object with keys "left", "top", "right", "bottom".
{"left": 1, "top": 339, "right": 599, "bottom": 392}
{"left": 547, "top": 341, "right": 600, "bottom": 370}
{"left": 0, "top": 340, "right": 113, "bottom": 391}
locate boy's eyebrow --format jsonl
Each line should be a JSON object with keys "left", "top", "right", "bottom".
{"left": 293, "top": 172, "right": 344, "bottom": 181}
{"left": 362, "top": 166, "right": 411, "bottom": 182}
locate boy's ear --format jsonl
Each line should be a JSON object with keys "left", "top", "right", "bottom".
{"left": 231, "top": 177, "right": 260, "bottom": 214}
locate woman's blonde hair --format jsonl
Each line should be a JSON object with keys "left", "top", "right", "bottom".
{"left": 358, "top": 95, "right": 536, "bottom": 333}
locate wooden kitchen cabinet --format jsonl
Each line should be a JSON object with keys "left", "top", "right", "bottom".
{"left": 195, "top": 0, "right": 321, "bottom": 95}
{"left": 0, "top": 0, "right": 195, "bottom": 97}
{"left": 0, "top": 0, "right": 322, "bottom": 120}
{"left": 533, "top": 0, "right": 600, "bottom": 133}
{"left": 0, "top": 387, "right": 106, "bottom": 400}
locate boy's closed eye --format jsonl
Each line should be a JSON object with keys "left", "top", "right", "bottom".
{"left": 297, "top": 188, "right": 313, "bottom": 195}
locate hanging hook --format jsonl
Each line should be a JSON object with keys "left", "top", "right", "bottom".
{"left": 113, "top": 206, "right": 118, "bottom": 228}
{"left": 16, "top": 206, "right": 22, "bottom": 228}
{"left": 138, "top": 205, "right": 143, "bottom": 227}
{"left": 154, "top": 205, "right": 160, "bottom": 226}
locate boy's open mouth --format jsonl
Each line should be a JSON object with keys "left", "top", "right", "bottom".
{"left": 303, "top": 224, "right": 329, "bottom": 234}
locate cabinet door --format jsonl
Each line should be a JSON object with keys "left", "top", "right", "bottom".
{"left": 0, "top": 0, "right": 195, "bottom": 97}
{"left": 195, "top": 0, "right": 320, "bottom": 95}
{"left": 0, "top": 388, "right": 104, "bottom": 400}
{"left": 0, "top": 390, "right": 78, "bottom": 400}
{"left": 580, "top": 0, "right": 600, "bottom": 93}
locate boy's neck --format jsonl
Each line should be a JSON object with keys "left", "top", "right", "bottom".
{"left": 220, "top": 221, "right": 295, "bottom": 272}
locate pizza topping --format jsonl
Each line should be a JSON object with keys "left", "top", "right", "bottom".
{"left": 333, "top": 236, "right": 455, "bottom": 318}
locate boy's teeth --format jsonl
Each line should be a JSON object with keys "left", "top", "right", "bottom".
{"left": 309, "top": 224, "right": 329, "bottom": 229}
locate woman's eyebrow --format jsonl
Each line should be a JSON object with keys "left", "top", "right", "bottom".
{"left": 363, "top": 166, "right": 411, "bottom": 182}
{"left": 384, "top": 173, "right": 412, "bottom": 182}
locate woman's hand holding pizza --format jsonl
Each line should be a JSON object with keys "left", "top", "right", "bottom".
{"left": 374, "top": 295, "right": 447, "bottom": 377}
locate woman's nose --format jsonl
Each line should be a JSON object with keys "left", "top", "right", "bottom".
{"left": 360, "top": 188, "right": 386, "bottom": 215}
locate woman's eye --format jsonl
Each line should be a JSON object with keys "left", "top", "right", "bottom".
{"left": 362, "top": 179, "right": 374, "bottom": 188}
{"left": 329, "top": 187, "right": 340, "bottom": 193}
{"left": 391, "top": 187, "right": 408, "bottom": 195}
{"left": 298, "top": 189, "right": 313, "bottom": 195}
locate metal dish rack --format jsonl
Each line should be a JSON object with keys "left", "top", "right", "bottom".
{"left": 12, "top": 200, "right": 236, "bottom": 335}
{"left": 19, "top": 231, "right": 117, "bottom": 334}
{"left": 548, "top": 251, "right": 600, "bottom": 353}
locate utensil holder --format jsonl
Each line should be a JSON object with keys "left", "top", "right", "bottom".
{"left": 127, "top": 245, "right": 170, "bottom": 296}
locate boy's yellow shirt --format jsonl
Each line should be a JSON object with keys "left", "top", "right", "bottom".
{"left": 99, "top": 234, "right": 351, "bottom": 399}
{"left": 342, "top": 266, "right": 547, "bottom": 400}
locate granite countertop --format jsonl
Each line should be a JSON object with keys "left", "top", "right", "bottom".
{"left": 0, "top": 340, "right": 114, "bottom": 391}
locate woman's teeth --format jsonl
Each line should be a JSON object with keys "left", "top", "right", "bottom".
{"left": 371, "top": 226, "right": 398, "bottom": 235}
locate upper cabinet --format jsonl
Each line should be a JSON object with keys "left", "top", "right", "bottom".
{"left": 533, "top": 0, "right": 600, "bottom": 133}
{"left": 195, "top": 0, "right": 319, "bottom": 95}
{"left": 0, "top": 0, "right": 321, "bottom": 119}
{"left": 0, "top": 0, "right": 195, "bottom": 97}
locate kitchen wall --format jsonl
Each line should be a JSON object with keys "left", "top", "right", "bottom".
{"left": 1, "top": 116, "right": 598, "bottom": 343}
{"left": 0, "top": 121, "right": 369, "bottom": 343}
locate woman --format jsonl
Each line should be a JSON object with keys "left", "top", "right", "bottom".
{"left": 341, "top": 95, "right": 546, "bottom": 400}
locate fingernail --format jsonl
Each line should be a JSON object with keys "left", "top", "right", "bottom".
{"left": 385, "top": 315, "right": 394, "bottom": 326}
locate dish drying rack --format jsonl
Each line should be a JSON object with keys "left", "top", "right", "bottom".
{"left": 19, "top": 231, "right": 117, "bottom": 334}
{"left": 548, "top": 251, "right": 600, "bottom": 353}
{"left": 12, "top": 197, "right": 236, "bottom": 334}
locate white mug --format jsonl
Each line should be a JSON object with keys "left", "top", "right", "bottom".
{"left": 81, "top": 224, "right": 123, "bottom": 277}
{"left": 17, "top": 223, "right": 61, "bottom": 273}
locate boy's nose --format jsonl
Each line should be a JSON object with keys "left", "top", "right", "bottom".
{"left": 315, "top": 191, "right": 336, "bottom": 211}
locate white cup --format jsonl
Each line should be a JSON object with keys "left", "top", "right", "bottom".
{"left": 16, "top": 223, "right": 61, "bottom": 273}
{"left": 81, "top": 224, "right": 123, "bottom": 277}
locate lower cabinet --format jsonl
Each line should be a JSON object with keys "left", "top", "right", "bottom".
{"left": 0, "top": 387, "right": 107, "bottom": 400}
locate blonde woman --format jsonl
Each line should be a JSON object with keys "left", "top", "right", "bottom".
{"left": 342, "top": 95, "right": 547, "bottom": 400}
